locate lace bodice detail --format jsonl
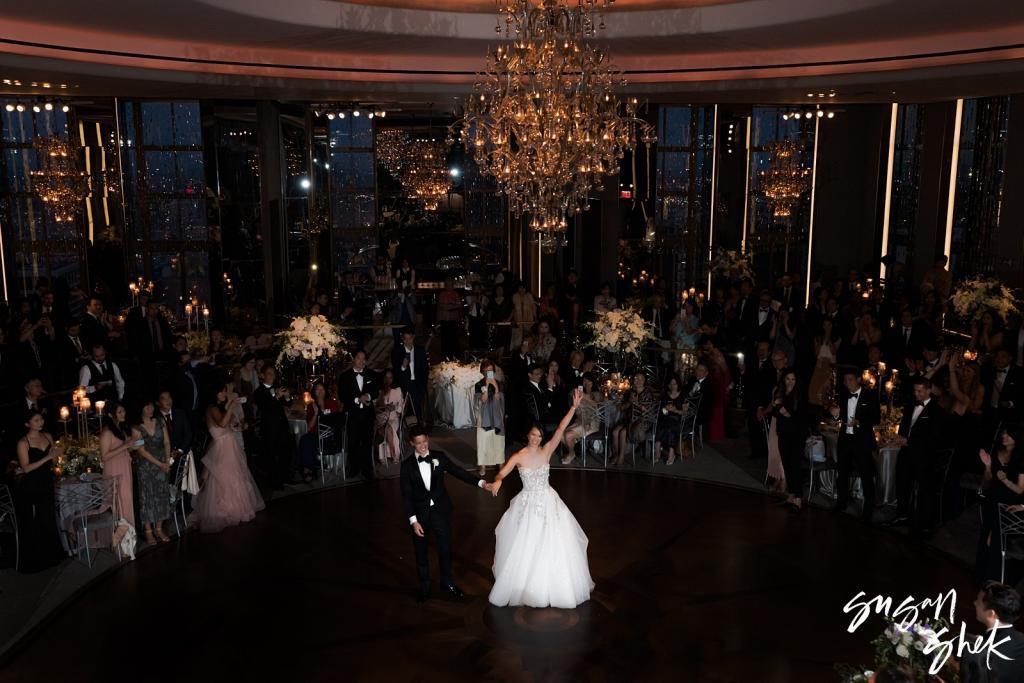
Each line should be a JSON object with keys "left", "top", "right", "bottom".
{"left": 518, "top": 465, "right": 550, "bottom": 492}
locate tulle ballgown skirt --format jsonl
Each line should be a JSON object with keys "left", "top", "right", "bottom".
{"left": 489, "top": 484, "right": 594, "bottom": 609}
{"left": 192, "top": 428, "right": 265, "bottom": 533}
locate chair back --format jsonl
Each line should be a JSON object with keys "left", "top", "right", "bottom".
{"left": 0, "top": 483, "right": 15, "bottom": 530}
{"left": 679, "top": 395, "right": 701, "bottom": 436}
{"left": 998, "top": 504, "right": 1024, "bottom": 539}
{"left": 172, "top": 450, "right": 192, "bottom": 491}
{"left": 632, "top": 401, "right": 659, "bottom": 429}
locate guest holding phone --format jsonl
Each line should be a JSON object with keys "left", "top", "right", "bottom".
{"left": 100, "top": 402, "right": 138, "bottom": 529}
{"left": 475, "top": 359, "right": 506, "bottom": 477}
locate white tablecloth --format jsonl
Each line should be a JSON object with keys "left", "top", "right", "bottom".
{"left": 817, "top": 432, "right": 898, "bottom": 504}
{"left": 288, "top": 418, "right": 308, "bottom": 444}
{"left": 432, "top": 384, "right": 476, "bottom": 429}
{"left": 55, "top": 475, "right": 120, "bottom": 553}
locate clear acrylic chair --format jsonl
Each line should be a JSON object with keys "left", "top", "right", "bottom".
{"left": 998, "top": 503, "right": 1024, "bottom": 583}
{"left": 629, "top": 402, "right": 660, "bottom": 469}
{"left": 171, "top": 450, "right": 193, "bottom": 537}
{"left": 0, "top": 484, "right": 18, "bottom": 571}
{"left": 62, "top": 476, "right": 121, "bottom": 568}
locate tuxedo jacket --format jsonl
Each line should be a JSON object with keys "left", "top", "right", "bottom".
{"left": 743, "top": 358, "right": 777, "bottom": 411}
{"left": 897, "top": 399, "right": 944, "bottom": 461}
{"left": 161, "top": 408, "right": 193, "bottom": 454}
{"left": 750, "top": 308, "right": 776, "bottom": 343}
{"left": 338, "top": 368, "right": 379, "bottom": 421}
{"left": 252, "top": 384, "right": 290, "bottom": 444}
{"left": 983, "top": 365, "right": 1024, "bottom": 418}
{"left": 686, "top": 377, "right": 714, "bottom": 427}
{"left": 522, "top": 381, "right": 555, "bottom": 424}
{"left": 959, "top": 626, "right": 1024, "bottom": 683}
{"left": 79, "top": 314, "right": 110, "bottom": 351}
{"left": 392, "top": 344, "right": 428, "bottom": 393}
{"left": 885, "top": 321, "right": 933, "bottom": 363}
{"left": 838, "top": 388, "right": 880, "bottom": 449}
{"left": 399, "top": 450, "right": 480, "bottom": 524}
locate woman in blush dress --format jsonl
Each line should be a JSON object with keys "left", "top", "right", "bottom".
{"left": 192, "top": 382, "right": 265, "bottom": 533}
{"left": 376, "top": 369, "right": 404, "bottom": 465}
{"left": 99, "top": 403, "right": 138, "bottom": 530}
{"left": 487, "top": 389, "right": 594, "bottom": 609}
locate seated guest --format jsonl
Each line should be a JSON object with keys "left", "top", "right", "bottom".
{"left": 531, "top": 320, "right": 557, "bottom": 364}
{"left": 673, "top": 300, "right": 701, "bottom": 351}
{"left": 134, "top": 401, "right": 173, "bottom": 545}
{"left": 686, "top": 362, "right": 715, "bottom": 439}
{"left": 14, "top": 411, "right": 64, "bottom": 573}
{"left": 976, "top": 425, "right": 1024, "bottom": 583}
{"left": 562, "top": 350, "right": 587, "bottom": 389}
{"left": 889, "top": 377, "right": 946, "bottom": 537}
{"left": 19, "top": 377, "right": 54, "bottom": 434}
{"left": 654, "top": 375, "right": 686, "bottom": 465}
{"left": 561, "top": 373, "right": 602, "bottom": 465}
{"left": 611, "top": 373, "right": 655, "bottom": 467}
{"left": 959, "top": 582, "right": 1024, "bottom": 682}
{"left": 299, "top": 380, "right": 342, "bottom": 483}
{"left": 475, "top": 360, "right": 505, "bottom": 476}
{"left": 543, "top": 359, "right": 568, "bottom": 420}
{"left": 243, "top": 325, "right": 273, "bottom": 351}
{"left": 522, "top": 364, "right": 555, "bottom": 437}
{"left": 208, "top": 327, "right": 235, "bottom": 366}
{"left": 99, "top": 402, "right": 138, "bottom": 529}
{"left": 79, "top": 344, "right": 125, "bottom": 404}
{"left": 593, "top": 282, "right": 617, "bottom": 315}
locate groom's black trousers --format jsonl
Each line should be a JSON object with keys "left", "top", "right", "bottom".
{"left": 412, "top": 511, "right": 453, "bottom": 591}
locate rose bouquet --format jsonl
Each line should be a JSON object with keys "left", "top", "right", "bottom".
{"left": 60, "top": 440, "right": 103, "bottom": 478}
{"left": 430, "top": 361, "right": 481, "bottom": 392}
{"left": 277, "top": 315, "right": 347, "bottom": 364}
{"left": 710, "top": 248, "right": 755, "bottom": 283}
{"left": 951, "top": 277, "right": 1019, "bottom": 322}
{"left": 585, "top": 308, "right": 655, "bottom": 359}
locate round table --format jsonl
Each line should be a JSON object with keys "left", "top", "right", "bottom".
{"left": 817, "top": 430, "right": 898, "bottom": 504}
{"left": 432, "top": 384, "right": 477, "bottom": 429}
{"left": 288, "top": 417, "right": 308, "bottom": 444}
{"left": 55, "top": 474, "right": 121, "bottom": 555}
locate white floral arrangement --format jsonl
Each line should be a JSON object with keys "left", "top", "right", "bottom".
{"left": 277, "top": 315, "right": 347, "bottom": 363}
{"left": 585, "top": 307, "right": 655, "bottom": 357}
{"left": 951, "top": 277, "right": 1019, "bottom": 322}
{"left": 430, "top": 361, "right": 480, "bottom": 391}
{"left": 710, "top": 248, "right": 755, "bottom": 283}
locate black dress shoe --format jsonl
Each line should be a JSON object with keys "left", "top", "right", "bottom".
{"left": 441, "top": 583, "right": 465, "bottom": 599}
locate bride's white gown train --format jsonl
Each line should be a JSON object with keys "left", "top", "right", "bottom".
{"left": 489, "top": 465, "right": 594, "bottom": 609}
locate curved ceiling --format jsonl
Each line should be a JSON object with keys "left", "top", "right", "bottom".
{"left": 0, "top": 0, "right": 1022, "bottom": 102}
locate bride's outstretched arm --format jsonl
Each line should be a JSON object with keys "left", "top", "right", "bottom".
{"left": 488, "top": 452, "right": 522, "bottom": 496}
{"left": 542, "top": 388, "right": 582, "bottom": 458}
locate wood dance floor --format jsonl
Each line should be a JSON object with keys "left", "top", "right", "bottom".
{"left": 3, "top": 470, "right": 975, "bottom": 682}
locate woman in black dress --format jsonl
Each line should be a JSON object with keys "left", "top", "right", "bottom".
{"left": 772, "top": 369, "right": 808, "bottom": 513}
{"left": 976, "top": 425, "right": 1024, "bottom": 582}
{"left": 14, "top": 411, "right": 64, "bottom": 572}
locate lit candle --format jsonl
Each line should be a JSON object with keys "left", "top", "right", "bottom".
{"left": 60, "top": 406, "right": 70, "bottom": 421}
{"left": 203, "top": 306, "right": 210, "bottom": 332}
{"left": 80, "top": 397, "right": 91, "bottom": 412}
{"left": 738, "top": 352, "right": 745, "bottom": 365}
{"left": 303, "top": 391, "right": 313, "bottom": 405}
{"left": 877, "top": 361, "right": 886, "bottom": 374}
{"left": 94, "top": 400, "right": 106, "bottom": 415}
{"left": 885, "top": 380, "right": 895, "bottom": 393}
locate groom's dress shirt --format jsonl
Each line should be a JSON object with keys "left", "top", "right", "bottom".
{"left": 408, "top": 455, "right": 485, "bottom": 525}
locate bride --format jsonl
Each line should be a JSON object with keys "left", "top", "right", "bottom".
{"left": 487, "top": 388, "right": 594, "bottom": 609}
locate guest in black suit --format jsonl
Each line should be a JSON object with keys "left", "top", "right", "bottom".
{"left": 750, "top": 290, "right": 776, "bottom": 345}
{"left": 735, "top": 278, "right": 757, "bottom": 344}
{"left": 393, "top": 329, "right": 427, "bottom": 423}
{"left": 522, "top": 364, "right": 555, "bottom": 437}
{"left": 960, "top": 582, "right": 1024, "bottom": 683}
{"left": 80, "top": 296, "right": 111, "bottom": 351}
{"left": 686, "top": 362, "right": 714, "bottom": 436}
{"left": 339, "top": 349, "right": 378, "bottom": 480}
{"left": 157, "top": 390, "right": 193, "bottom": 460}
{"left": 834, "top": 368, "right": 881, "bottom": 522}
{"left": 742, "top": 341, "right": 774, "bottom": 461}
{"left": 775, "top": 272, "right": 800, "bottom": 319}
{"left": 642, "top": 293, "right": 674, "bottom": 342}
{"left": 561, "top": 350, "right": 587, "bottom": 389}
{"left": 890, "top": 377, "right": 946, "bottom": 536}
{"left": 252, "top": 365, "right": 295, "bottom": 489}
{"left": 56, "top": 320, "right": 90, "bottom": 390}
{"left": 173, "top": 350, "right": 201, "bottom": 429}
{"left": 886, "top": 307, "right": 932, "bottom": 366}
{"left": 400, "top": 426, "right": 488, "bottom": 602}
{"left": 16, "top": 377, "right": 55, "bottom": 436}
{"left": 984, "top": 348, "right": 1024, "bottom": 435}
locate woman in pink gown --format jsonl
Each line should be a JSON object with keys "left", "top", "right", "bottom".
{"left": 192, "top": 382, "right": 265, "bottom": 533}
{"left": 100, "top": 403, "right": 138, "bottom": 529}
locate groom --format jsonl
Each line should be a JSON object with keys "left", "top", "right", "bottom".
{"left": 400, "top": 426, "right": 491, "bottom": 603}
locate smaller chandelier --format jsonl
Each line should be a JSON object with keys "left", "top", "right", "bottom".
{"left": 759, "top": 139, "right": 810, "bottom": 219}
{"left": 376, "top": 129, "right": 451, "bottom": 211}
{"left": 30, "top": 135, "right": 88, "bottom": 222}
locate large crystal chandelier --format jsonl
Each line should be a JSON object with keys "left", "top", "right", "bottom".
{"left": 30, "top": 135, "right": 89, "bottom": 223}
{"left": 452, "top": 0, "right": 656, "bottom": 241}
{"left": 376, "top": 129, "right": 451, "bottom": 211}
{"left": 759, "top": 139, "right": 811, "bottom": 219}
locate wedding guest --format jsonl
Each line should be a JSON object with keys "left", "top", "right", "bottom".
{"left": 192, "top": 382, "right": 265, "bottom": 533}
{"left": 511, "top": 282, "right": 536, "bottom": 353}
{"left": 299, "top": 379, "right": 342, "bottom": 482}
{"left": 79, "top": 344, "right": 125, "bottom": 404}
{"left": 18, "top": 377, "right": 54, "bottom": 435}
{"left": 654, "top": 375, "right": 686, "bottom": 465}
{"left": 561, "top": 373, "right": 602, "bottom": 464}
{"left": 436, "top": 279, "right": 464, "bottom": 360}
{"left": 833, "top": 369, "right": 881, "bottom": 522}
{"left": 889, "top": 377, "right": 946, "bottom": 537}
{"left": 743, "top": 341, "right": 774, "bottom": 461}
{"left": 976, "top": 425, "right": 1023, "bottom": 582}
{"left": 538, "top": 283, "right": 560, "bottom": 323}
{"left": 376, "top": 369, "right": 405, "bottom": 466}
{"left": 610, "top": 373, "right": 655, "bottom": 466}
{"left": 959, "top": 582, "right": 1024, "bottom": 682}
{"left": 394, "top": 257, "right": 415, "bottom": 291}
{"left": 673, "top": 299, "right": 700, "bottom": 351}
{"left": 971, "top": 310, "right": 1005, "bottom": 359}
{"left": 475, "top": 359, "right": 506, "bottom": 476}
{"left": 158, "top": 390, "right": 193, "bottom": 507}
{"left": 946, "top": 354, "right": 986, "bottom": 487}
{"left": 173, "top": 350, "right": 201, "bottom": 429}
{"left": 393, "top": 328, "right": 427, "bottom": 422}
{"left": 252, "top": 365, "right": 295, "bottom": 489}
{"left": 80, "top": 296, "right": 111, "bottom": 350}
{"left": 243, "top": 325, "right": 273, "bottom": 351}
{"left": 543, "top": 359, "right": 568, "bottom": 420}
{"left": 522, "top": 364, "right": 555, "bottom": 437}
{"left": 99, "top": 402, "right": 138, "bottom": 529}
{"left": 339, "top": 350, "right": 378, "bottom": 480}
{"left": 489, "top": 284, "right": 514, "bottom": 357}
{"left": 808, "top": 319, "right": 840, "bottom": 407}
{"left": 14, "top": 411, "right": 64, "bottom": 572}
{"left": 984, "top": 348, "right": 1023, "bottom": 432}
{"left": 56, "top": 320, "right": 89, "bottom": 389}
{"left": 593, "top": 282, "right": 617, "bottom": 314}
{"left": 134, "top": 401, "right": 172, "bottom": 545}
{"left": 772, "top": 369, "right": 808, "bottom": 512}
{"left": 699, "top": 336, "right": 732, "bottom": 442}
{"left": 531, "top": 320, "right": 557, "bottom": 364}
{"left": 466, "top": 283, "right": 489, "bottom": 349}
{"left": 234, "top": 353, "right": 260, "bottom": 401}
{"left": 686, "top": 362, "right": 714, "bottom": 442}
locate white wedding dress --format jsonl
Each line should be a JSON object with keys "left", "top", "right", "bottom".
{"left": 489, "top": 465, "right": 594, "bottom": 609}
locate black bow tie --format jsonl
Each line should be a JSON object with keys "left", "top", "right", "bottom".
{"left": 915, "top": 401, "right": 925, "bottom": 407}
{"left": 998, "top": 368, "right": 1009, "bottom": 375}
{"left": 417, "top": 456, "right": 432, "bottom": 464}
{"left": 851, "top": 392, "right": 859, "bottom": 399}
{"left": 760, "top": 308, "right": 769, "bottom": 313}
{"left": 355, "top": 371, "right": 363, "bottom": 376}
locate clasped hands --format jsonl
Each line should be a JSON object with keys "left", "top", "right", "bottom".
{"left": 482, "top": 479, "right": 502, "bottom": 497}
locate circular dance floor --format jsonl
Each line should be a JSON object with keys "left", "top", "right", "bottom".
{"left": 4, "top": 471, "right": 974, "bottom": 681}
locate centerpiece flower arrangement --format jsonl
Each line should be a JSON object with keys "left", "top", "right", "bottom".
{"left": 58, "top": 439, "right": 103, "bottom": 479}
{"left": 951, "top": 277, "right": 1019, "bottom": 322}
{"left": 430, "top": 360, "right": 482, "bottom": 392}
{"left": 585, "top": 308, "right": 655, "bottom": 363}
{"left": 276, "top": 315, "right": 347, "bottom": 364}
{"left": 185, "top": 330, "right": 210, "bottom": 355}
{"left": 836, "top": 617, "right": 958, "bottom": 683}
{"left": 710, "top": 248, "right": 755, "bottom": 283}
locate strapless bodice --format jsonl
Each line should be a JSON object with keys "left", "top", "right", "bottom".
{"left": 518, "top": 465, "right": 550, "bottom": 492}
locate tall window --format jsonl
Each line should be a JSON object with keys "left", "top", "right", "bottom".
{"left": 746, "top": 107, "right": 816, "bottom": 284}
{"left": 886, "top": 104, "right": 924, "bottom": 269}
{"left": 119, "top": 101, "right": 210, "bottom": 310}
{"left": 949, "top": 96, "right": 1012, "bottom": 280}
{"left": 329, "top": 116, "right": 375, "bottom": 278}
{"left": 654, "top": 106, "right": 715, "bottom": 290}
{"left": 0, "top": 102, "right": 85, "bottom": 297}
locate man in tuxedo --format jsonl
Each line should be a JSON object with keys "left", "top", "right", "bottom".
{"left": 687, "top": 362, "right": 714, "bottom": 436}
{"left": 888, "top": 377, "right": 946, "bottom": 537}
{"left": 642, "top": 293, "right": 673, "bottom": 342}
{"left": 393, "top": 329, "right": 427, "bottom": 423}
{"left": 56, "top": 320, "right": 90, "bottom": 389}
{"left": 561, "top": 350, "right": 587, "bottom": 389}
{"left": 959, "top": 582, "right": 1024, "bottom": 682}
{"left": 17, "top": 377, "right": 55, "bottom": 435}
{"left": 834, "top": 369, "right": 881, "bottom": 522}
{"left": 750, "top": 290, "right": 776, "bottom": 345}
{"left": 984, "top": 348, "right": 1024, "bottom": 431}
{"left": 80, "top": 296, "right": 111, "bottom": 350}
{"left": 734, "top": 278, "right": 757, "bottom": 345}
{"left": 157, "top": 390, "right": 193, "bottom": 462}
{"left": 339, "top": 350, "right": 378, "bottom": 480}
{"left": 252, "top": 365, "right": 295, "bottom": 489}
{"left": 886, "top": 307, "right": 931, "bottom": 366}
{"left": 79, "top": 344, "right": 125, "bottom": 404}
{"left": 775, "top": 272, "right": 800, "bottom": 318}
{"left": 173, "top": 351, "right": 201, "bottom": 429}
{"left": 400, "top": 426, "right": 489, "bottom": 603}
{"left": 522, "top": 364, "right": 555, "bottom": 437}
{"left": 743, "top": 341, "right": 775, "bottom": 461}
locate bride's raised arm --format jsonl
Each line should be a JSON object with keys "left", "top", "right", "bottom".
{"left": 542, "top": 388, "right": 582, "bottom": 459}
